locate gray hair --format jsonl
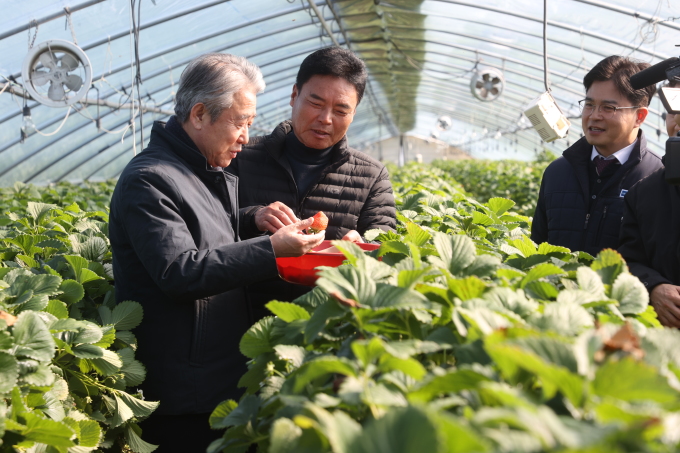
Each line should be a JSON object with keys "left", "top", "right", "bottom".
{"left": 174, "top": 53, "right": 265, "bottom": 123}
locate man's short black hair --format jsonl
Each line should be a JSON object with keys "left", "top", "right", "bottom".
{"left": 295, "top": 47, "right": 368, "bottom": 104}
{"left": 583, "top": 55, "right": 656, "bottom": 107}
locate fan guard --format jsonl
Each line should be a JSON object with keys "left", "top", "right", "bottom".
{"left": 470, "top": 67, "right": 504, "bottom": 102}
{"left": 21, "top": 39, "right": 92, "bottom": 108}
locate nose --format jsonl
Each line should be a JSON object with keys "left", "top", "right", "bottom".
{"left": 239, "top": 126, "right": 249, "bottom": 144}
{"left": 590, "top": 105, "right": 605, "bottom": 119}
{"left": 318, "top": 108, "right": 332, "bottom": 124}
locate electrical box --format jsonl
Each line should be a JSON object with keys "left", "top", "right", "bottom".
{"left": 524, "top": 92, "right": 570, "bottom": 142}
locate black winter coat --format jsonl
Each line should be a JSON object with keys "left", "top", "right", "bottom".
{"left": 619, "top": 166, "right": 680, "bottom": 290}
{"left": 228, "top": 120, "right": 397, "bottom": 239}
{"left": 531, "top": 131, "right": 662, "bottom": 256}
{"left": 109, "top": 121, "right": 279, "bottom": 415}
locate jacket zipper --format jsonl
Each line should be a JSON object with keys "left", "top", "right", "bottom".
{"left": 583, "top": 213, "right": 590, "bottom": 230}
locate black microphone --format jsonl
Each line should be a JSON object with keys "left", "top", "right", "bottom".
{"left": 630, "top": 57, "right": 679, "bottom": 90}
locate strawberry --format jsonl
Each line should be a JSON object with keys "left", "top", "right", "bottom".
{"left": 309, "top": 211, "right": 328, "bottom": 234}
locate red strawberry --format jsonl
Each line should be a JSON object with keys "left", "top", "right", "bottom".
{"left": 309, "top": 211, "right": 328, "bottom": 234}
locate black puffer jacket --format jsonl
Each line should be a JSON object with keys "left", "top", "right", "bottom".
{"left": 619, "top": 166, "right": 680, "bottom": 290}
{"left": 109, "top": 121, "right": 279, "bottom": 415}
{"left": 228, "top": 120, "right": 396, "bottom": 239}
{"left": 531, "top": 131, "right": 663, "bottom": 256}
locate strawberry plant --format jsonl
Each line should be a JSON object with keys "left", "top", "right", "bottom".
{"left": 0, "top": 181, "right": 158, "bottom": 452}
{"left": 207, "top": 165, "right": 678, "bottom": 453}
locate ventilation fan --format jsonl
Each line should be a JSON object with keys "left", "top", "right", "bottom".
{"left": 21, "top": 39, "right": 92, "bottom": 108}
{"left": 436, "top": 115, "right": 452, "bottom": 131}
{"left": 470, "top": 67, "right": 504, "bottom": 102}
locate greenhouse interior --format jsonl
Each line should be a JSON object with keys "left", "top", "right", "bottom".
{"left": 3, "top": 0, "right": 680, "bottom": 452}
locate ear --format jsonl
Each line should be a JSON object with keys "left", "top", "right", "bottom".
{"left": 289, "top": 84, "right": 299, "bottom": 108}
{"left": 188, "top": 103, "right": 208, "bottom": 130}
{"left": 635, "top": 107, "right": 649, "bottom": 126}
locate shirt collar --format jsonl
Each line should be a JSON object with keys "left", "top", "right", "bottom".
{"left": 590, "top": 139, "right": 637, "bottom": 165}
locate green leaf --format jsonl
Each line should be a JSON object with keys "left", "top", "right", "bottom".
{"left": 210, "top": 399, "right": 238, "bottom": 429}
{"left": 125, "top": 424, "right": 158, "bottom": 453}
{"left": 368, "top": 284, "right": 431, "bottom": 310}
{"left": 269, "top": 417, "right": 302, "bottom": 453}
{"left": 0, "top": 352, "right": 18, "bottom": 392}
{"left": 274, "top": 344, "right": 307, "bottom": 368}
{"left": 432, "top": 233, "right": 476, "bottom": 275}
{"left": 537, "top": 243, "right": 572, "bottom": 255}
{"left": 532, "top": 302, "right": 594, "bottom": 336}
{"left": 211, "top": 394, "right": 260, "bottom": 429}
{"left": 110, "top": 301, "right": 144, "bottom": 331}
{"left": 74, "top": 322, "right": 104, "bottom": 344}
{"left": 404, "top": 222, "right": 431, "bottom": 246}
{"left": 520, "top": 263, "right": 565, "bottom": 288}
{"left": 409, "top": 368, "right": 491, "bottom": 402}
{"left": 435, "top": 411, "right": 490, "bottom": 453}
{"left": 487, "top": 197, "right": 515, "bottom": 216}
{"left": 76, "top": 419, "right": 102, "bottom": 448}
{"left": 347, "top": 406, "right": 439, "bottom": 453}
{"left": 22, "top": 412, "right": 75, "bottom": 447}
{"left": 89, "top": 349, "right": 123, "bottom": 376}
{"left": 78, "top": 237, "right": 108, "bottom": 262}
{"left": 72, "top": 344, "right": 105, "bottom": 359}
{"left": 240, "top": 316, "right": 275, "bottom": 359}
{"left": 486, "top": 335, "right": 584, "bottom": 406}
{"left": 117, "top": 391, "right": 159, "bottom": 418}
{"left": 447, "top": 276, "right": 486, "bottom": 301}
{"left": 64, "top": 255, "right": 101, "bottom": 284}
{"left": 22, "top": 364, "right": 56, "bottom": 386}
{"left": 593, "top": 357, "right": 679, "bottom": 405}
{"left": 13, "top": 311, "right": 56, "bottom": 361}
{"left": 121, "top": 359, "right": 147, "bottom": 387}
{"left": 576, "top": 266, "right": 606, "bottom": 299}
{"left": 610, "top": 273, "right": 648, "bottom": 314}
{"left": 304, "top": 300, "right": 347, "bottom": 343}
{"left": 266, "top": 301, "right": 310, "bottom": 322}
{"left": 288, "top": 357, "right": 357, "bottom": 394}
{"left": 471, "top": 211, "right": 494, "bottom": 226}
{"left": 45, "top": 299, "right": 69, "bottom": 319}
{"left": 507, "top": 235, "right": 537, "bottom": 257}
{"left": 58, "top": 279, "right": 84, "bottom": 304}
{"left": 591, "top": 249, "right": 626, "bottom": 285}
{"left": 524, "top": 281, "right": 559, "bottom": 300}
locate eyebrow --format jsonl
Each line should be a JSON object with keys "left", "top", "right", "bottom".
{"left": 309, "top": 93, "right": 352, "bottom": 110}
{"left": 584, "top": 96, "right": 619, "bottom": 104}
{"left": 235, "top": 113, "right": 257, "bottom": 120}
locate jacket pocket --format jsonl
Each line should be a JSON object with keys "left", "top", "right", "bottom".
{"left": 189, "top": 298, "right": 208, "bottom": 366}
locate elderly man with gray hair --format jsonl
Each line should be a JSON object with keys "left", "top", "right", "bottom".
{"left": 109, "top": 53, "right": 324, "bottom": 451}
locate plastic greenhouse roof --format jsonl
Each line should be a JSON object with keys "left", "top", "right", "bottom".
{"left": 0, "top": 0, "right": 678, "bottom": 185}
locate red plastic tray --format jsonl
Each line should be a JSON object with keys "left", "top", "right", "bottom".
{"left": 276, "top": 240, "right": 380, "bottom": 286}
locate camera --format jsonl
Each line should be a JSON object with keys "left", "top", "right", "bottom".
{"left": 631, "top": 57, "right": 680, "bottom": 183}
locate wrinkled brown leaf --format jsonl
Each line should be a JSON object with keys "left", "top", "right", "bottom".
{"left": 0, "top": 310, "right": 17, "bottom": 326}
{"left": 329, "top": 291, "right": 359, "bottom": 308}
{"left": 595, "top": 322, "right": 644, "bottom": 361}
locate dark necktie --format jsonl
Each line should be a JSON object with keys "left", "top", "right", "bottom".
{"left": 594, "top": 155, "right": 618, "bottom": 175}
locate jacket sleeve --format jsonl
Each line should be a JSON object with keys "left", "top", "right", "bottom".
{"left": 530, "top": 174, "right": 548, "bottom": 246}
{"left": 356, "top": 165, "right": 397, "bottom": 235}
{"left": 116, "top": 168, "right": 278, "bottom": 301}
{"left": 618, "top": 186, "right": 671, "bottom": 292}
{"left": 239, "top": 205, "right": 266, "bottom": 240}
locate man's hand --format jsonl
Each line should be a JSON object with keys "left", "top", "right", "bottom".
{"left": 650, "top": 283, "right": 680, "bottom": 328}
{"left": 270, "top": 217, "right": 325, "bottom": 257}
{"left": 255, "top": 202, "right": 299, "bottom": 234}
{"left": 341, "top": 230, "right": 364, "bottom": 243}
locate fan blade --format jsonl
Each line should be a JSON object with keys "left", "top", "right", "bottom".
{"left": 483, "top": 73, "right": 490, "bottom": 81}
{"left": 60, "top": 52, "right": 79, "bottom": 71}
{"left": 48, "top": 81, "right": 66, "bottom": 101}
{"left": 476, "top": 81, "right": 484, "bottom": 89}
{"left": 490, "top": 87, "right": 499, "bottom": 96}
{"left": 480, "top": 88, "right": 488, "bottom": 98}
{"left": 31, "top": 70, "right": 52, "bottom": 86}
{"left": 65, "top": 74, "right": 83, "bottom": 91}
{"left": 38, "top": 51, "right": 57, "bottom": 70}
{"left": 492, "top": 77, "right": 500, "bottom": 84}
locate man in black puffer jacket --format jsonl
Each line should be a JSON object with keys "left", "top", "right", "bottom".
{"left": 531, "top": 55, "right": 661, "bottom": 256}
{"left": 228, "top": 47, "right": 396, "bottom": 307}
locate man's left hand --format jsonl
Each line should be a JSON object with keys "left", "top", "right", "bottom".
{"left": 255, "top": 202, "right": 299, "bottom": 234}
{"left": 341, "top": 230, "right": 364, "bottom": 243}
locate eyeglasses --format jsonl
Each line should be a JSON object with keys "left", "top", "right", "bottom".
{"left": 578, "top": 99, "right": 640, "bottom": 118}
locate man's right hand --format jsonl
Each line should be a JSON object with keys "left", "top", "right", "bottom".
{"left": 650, "top": 283, "right": 680, "bottom": 328}
{"left": 255, "top": 202, "right": 299, "bottom": 234}
{"left": 270, "top": 217, "right": 325, "bottom": 257}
